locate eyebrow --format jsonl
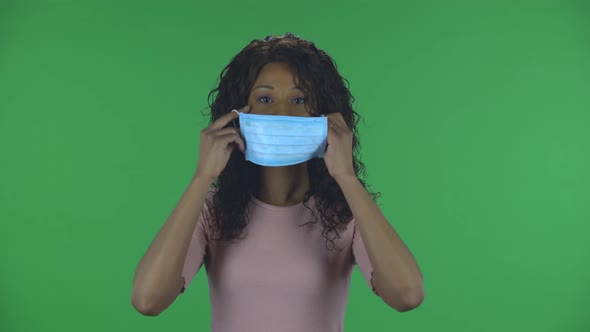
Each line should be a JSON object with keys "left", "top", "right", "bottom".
{"left": 253, "top": 85, "right": 304, "bottom": 91}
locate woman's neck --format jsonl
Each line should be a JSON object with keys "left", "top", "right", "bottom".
{"left": 253, "top": 162, "right": 310, "bottom": 206}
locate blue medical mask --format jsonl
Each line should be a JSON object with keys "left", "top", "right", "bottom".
{"left": 231, "top": 110, "right": 328, "bottom": 167}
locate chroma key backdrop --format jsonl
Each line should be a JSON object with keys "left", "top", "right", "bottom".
{"left": 0, "top": 1, "right": 588, "bottom": 332}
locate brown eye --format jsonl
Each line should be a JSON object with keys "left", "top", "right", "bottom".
{"left": 258, "top": 96, "right": 271, "bottom": 103}
{"left": 294, "top": 97, "right": 306, "bottom": 104}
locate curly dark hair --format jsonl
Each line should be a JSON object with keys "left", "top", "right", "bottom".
{"left": 200, "top": 32, "right": 381, "bottom": 251}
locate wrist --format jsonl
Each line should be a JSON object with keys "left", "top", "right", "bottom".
{"left": 334, "top": 173, "right": 358, "bottom": 186}
{"left": 192, "top": 173, "right": 214, "bottom": 187}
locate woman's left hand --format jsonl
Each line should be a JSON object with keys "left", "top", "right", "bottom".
{"left": 323, "top": 112, "right": 356, "bottom": 181}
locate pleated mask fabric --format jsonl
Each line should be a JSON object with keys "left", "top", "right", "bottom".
{"left": 232, "top": 110, "right": 328, "bottom": 167}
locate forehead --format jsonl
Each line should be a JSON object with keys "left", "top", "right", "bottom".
{"left": 254, "top": 62, "right": 299, "bottom": 84}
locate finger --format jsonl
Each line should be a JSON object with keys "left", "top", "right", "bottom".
{"left": 213, "top": 127, "right": 242, "bottom": 137}
{"left": 219, "top": 132, "right": 246, "bottom": 152}
{"left": 211, "top": 104, "right": 251, "bottom": 130}
{"left": 325, "top": 114, "right": 337, "bottom": 129}
{"left": 332, "top": 112, "right": 347, "bottom": 128}
{"left": 327, "top": 117, "right": 338, "bottom": 130}
{"left": 328, "top": 121, "right": 340, "bottom": 134}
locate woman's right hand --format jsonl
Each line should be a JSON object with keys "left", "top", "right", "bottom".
{"left": 194, "top": 105, "right": 250, "bottom": 181}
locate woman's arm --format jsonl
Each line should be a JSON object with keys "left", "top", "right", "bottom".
{"left": 131, "top": 175, "right": 212, "bottom": 316}
{"left": 337, "top": 175, "right": 424, "bottom": 312}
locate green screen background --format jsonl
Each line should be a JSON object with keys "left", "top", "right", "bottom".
{"left": 1, "top": 1, "right": 589, "bottom": 331}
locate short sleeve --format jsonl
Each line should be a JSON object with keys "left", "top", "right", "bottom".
{"left": 351, "top": 219, "right": 380, "bottom": 297}
{"left": 179, "top": 190, "right": 214, "bottom": 293}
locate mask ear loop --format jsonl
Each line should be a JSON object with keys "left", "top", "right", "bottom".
{"left": 231, "top": 109, "right": 239, "bottom": 128}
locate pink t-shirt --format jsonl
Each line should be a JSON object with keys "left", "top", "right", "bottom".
{"left": 181, "top": 189, "right": 380, "bottom": 332}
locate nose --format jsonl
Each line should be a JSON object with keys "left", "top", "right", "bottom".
{"left": 273, "top": 101, "right": 296, "bottom": 116}
{"left": 271, "top": 101, "right": 302, "bottom": 116}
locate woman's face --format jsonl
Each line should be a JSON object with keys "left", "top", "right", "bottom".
{"left": 247, "top": 62, "right": 315, "bottom": 117}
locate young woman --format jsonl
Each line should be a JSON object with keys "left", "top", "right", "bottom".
{"left": 131, "top": 32, "right": 424, "bottom": 331}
